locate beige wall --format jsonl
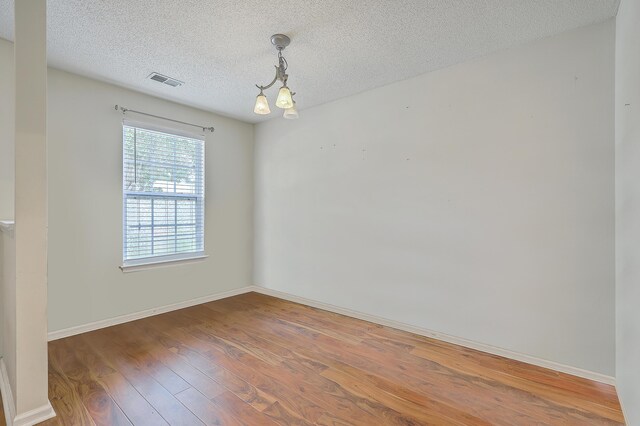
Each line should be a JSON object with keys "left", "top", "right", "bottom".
{"left": 615, "top": 0, "right": 640, "bottom": 422}
{"left": 255, "top": 21, "right": 616, "bottom": 376}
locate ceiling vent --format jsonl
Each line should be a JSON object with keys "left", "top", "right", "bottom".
{"left": 147, "top": 72, "right": 184, "bottom": 87}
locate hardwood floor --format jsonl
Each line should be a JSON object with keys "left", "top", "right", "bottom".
{"left": 38, "top": 292, "right": 625, "bottom": 425}
{"left": 0, "top": 388, "right": 6, "bottom": 426}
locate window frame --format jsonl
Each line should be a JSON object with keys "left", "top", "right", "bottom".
{"left": 120, "top": 120, "right": 206, "bottom": 271}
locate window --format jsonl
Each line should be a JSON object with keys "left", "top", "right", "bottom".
{"left": 122, "top": 121, "right": 205, "bottom": 267}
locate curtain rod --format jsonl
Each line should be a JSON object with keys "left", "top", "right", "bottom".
{"left": 115, "top": 105, "right": 215, "bottom": 133}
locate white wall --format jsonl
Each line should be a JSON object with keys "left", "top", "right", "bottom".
{"left": 46, "top": 69, "right": 254, "bottom": 332}
{"left": 12, "top": 0, "right": 51, "bottom": 417}
{"left": 255, "top": 21, "right": 616, "bottom": 376}
{"left": 0, "top": 37, "right": 255, "bottom": 334}
{"left": 0, "top": 36, "right": 13, "bottom": 373}
{"left": 0, "top": 39, "right": 14, "bottom": 220}
{"left": 615, "top": 0, "right": 640, "bottom": 422}
{"left": 0, "top": 37, "right": 14, "bottom": 413}
{"left": 0, "top": 226, "right": 15, "bottom": 396}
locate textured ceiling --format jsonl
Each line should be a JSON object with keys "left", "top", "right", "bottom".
{"left": 0, "top": 0, "right": 619, "bottom": 123}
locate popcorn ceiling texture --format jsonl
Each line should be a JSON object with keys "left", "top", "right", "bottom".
{"left": 0, "top": 0, "right": 619, "bottom": 123}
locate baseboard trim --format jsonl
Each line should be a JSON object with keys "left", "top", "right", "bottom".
{"left": 12, "top": 401, "right": 55, "bottom": 426}
{"left": 0, "top": 359, "right": 15, "bottom": 426}
{"left": 252, "top": 286, "right": 616, "bottom": 386}
{"left": 45, "top": 284, "right": 615, "bottom": 386}
{"left": 616, "top": 389, "right": 629, "bottom": 425}
{"left": 48, "top": 286, "right": 255, "bottom": 341}
{"left": 0, "top": 359, "right": 52, "bottom": 426}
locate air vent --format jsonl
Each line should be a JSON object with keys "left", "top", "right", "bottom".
{"left": 147, "top": 72, "right": 184, "bottom": 87}
{"left": 163, "top": 79, "right": 182, "bottom": 87}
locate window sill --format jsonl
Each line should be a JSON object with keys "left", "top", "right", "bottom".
{"left": 120, "top": 253, "right": 208, "bottom": 273}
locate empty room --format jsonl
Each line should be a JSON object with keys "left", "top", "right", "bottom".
{"left": 0, "top": 0, "right": 639, "bottom": 425}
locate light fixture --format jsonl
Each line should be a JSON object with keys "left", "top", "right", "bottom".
{"left": 283, "top": 99, "right": 298, "bottom": 119}
{"left": 276, "top": 85, "right": 293, "bottom": 109}
{"left": 254, "top": 89, "right": 270, "bottom": 115}
{"left": 254, "top": 34, "right": 299, "bottom": 119}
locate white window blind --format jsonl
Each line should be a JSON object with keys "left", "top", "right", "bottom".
{"left": 123, "top": 122, "right": 205, "bottom": 265}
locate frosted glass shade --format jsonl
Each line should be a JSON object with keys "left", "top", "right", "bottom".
{"left": 283, "top": 102, "right": 298, "bottom": 119}
{"left": 275, "top": 86, "right": 293, "bottom": 109}
{"left": 254, "top": 94, "right": 271, "bottom": 115}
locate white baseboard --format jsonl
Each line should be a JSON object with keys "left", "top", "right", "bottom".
{"left": 252, "top": 286, "right": 616, "bottom": 386}
{"left": 0, "top": 359, "right": 15, "bottom": 426}
{"left": 12, "top": 402, "right": 55, "bottom": 426}
{"left": 616, "top": 391, "right": 629, "bottom": 426}
{"left": 48, "top": 286, "right": 255, "bottom": 341}
{"left": 0, "top": 358, "right": 54, "bottom": 426}
{"left": 45, "top": 284, "right": 615, "bottom": 386}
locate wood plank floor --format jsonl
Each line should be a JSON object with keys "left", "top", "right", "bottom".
{"left": 0, "top": 388, "right": 6, "bottom": 426}
{"left": 38, "top": 292, "right": 625, "bottom": 425}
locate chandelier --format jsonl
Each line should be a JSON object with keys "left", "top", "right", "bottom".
{"left": 254, "top": 34, "right": 298, "bottom": 119}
